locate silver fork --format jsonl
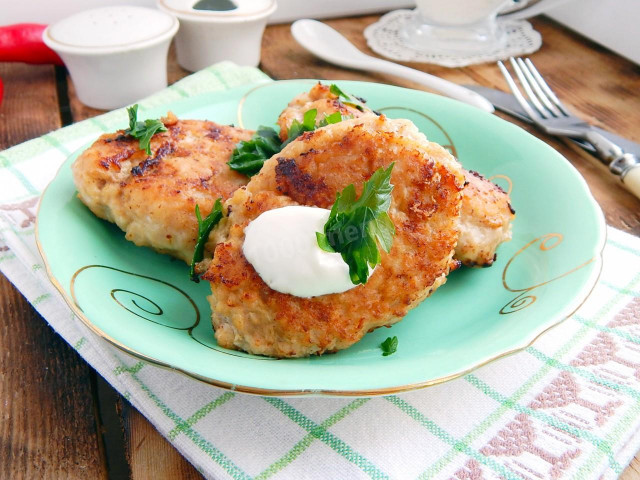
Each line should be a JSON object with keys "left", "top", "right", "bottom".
{"left": 499, "top": 57, "right": 640, "bottom": 199}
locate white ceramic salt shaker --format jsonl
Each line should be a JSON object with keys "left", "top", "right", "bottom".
{"left": 157, "top": 0, "right": 277, "bottom": 71}
{"left": 43, "top": 6, "right": 179, "bottom": 110}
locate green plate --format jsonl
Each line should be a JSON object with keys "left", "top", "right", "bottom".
{"left": 36, "top": 80, "right": 606, "bottom": 396}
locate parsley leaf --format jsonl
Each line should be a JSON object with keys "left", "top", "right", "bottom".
{"left": 380, "top": 336, "right": 398, "bottom": 356}
{"left": 127, "top": 104, "right": 140, "bottom": 132}
{"left": 124, "top": 104, "right": 167, "bottom": 155}
{"left": 228, "top": 83, "right": 359, "bottom": 178}
{"left": 282, "top": 108, "right": 318, "bottom": 148}
{"left": 190, "top": 199, "right": 223, "bottom": 283}
{"left": 315, "top": 231, "right": 334, "bottom": 252}
{"left": 317, "top": 111, "right": 345, "bottom": 128}
{"left": 229, "top": 83, "right": 358, "bottom": 178}
{"left": 317, "top": 163, "right": 395, "bottom": 285}
{"left": 329, "top": 84, "right": 350, "bottom": 101}
{"left": 329, "top": 83, "right": 367, "bottom": 112}
{"left": 229, "top": 108, "right": 349, "bottom": 177}
{"left": 284, "top": 108, "right": 351, "bottom": 148}
{"left": 228, "top": 126, "right": 282, "bottom": 177}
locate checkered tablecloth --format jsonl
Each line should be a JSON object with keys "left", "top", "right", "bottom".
{"left": 2, "top": 62, "right": 640, "bottom": 480}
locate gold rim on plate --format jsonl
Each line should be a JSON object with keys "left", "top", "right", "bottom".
{"left": 34, "top": 82, "right": 607, "bottom": 396}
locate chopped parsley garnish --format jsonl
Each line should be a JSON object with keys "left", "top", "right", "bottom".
{"left": 318, "top": 111, "right": 346, "bottom": 128}
{"left": 329, "top": 83, "right": 350, "bottom": 101}
{"left": 380, "top": 336, "right": 398, "bottom": 356}
{"left": 227, "top": 126, "right": 282, "bottom": 177}
{"left": 124, "top": 104, "right": 167, "bottom": 155}
{"left": 229, "top": 84, "right": 360, "bottom": 177}
{"left": 229, "top": 108, "right": 347, "bottom": 177}
{"left": 282, "top": 108, "right": 318, "bottom": 148}
{"left": 316, "top": 163, "right": 395, "bottom": 285}
{"left": 282, "top": 108, "right": 345, "bottom": 148}
{"left": 190, "top": 199, "right": 223, "bottom": 282}
{"left": 329, "top": 83, "right": 366, "bottom": 112}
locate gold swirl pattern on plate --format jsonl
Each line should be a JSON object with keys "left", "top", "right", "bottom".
{"left": 500, "top": 234, "right": 595, "bottom": 314}
{"left": 488, "top": 174, "right": 513, "bottom": 195}
{"left": 111, "top": 289, "right": 164, "bottom": 318}
{"left": 71, "top": 265, "right": 278, "bottom": 360}
{"left": 71, "top": 265, "right": 200, "bottom": 330}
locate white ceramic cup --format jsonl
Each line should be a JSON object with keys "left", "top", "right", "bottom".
{"left": 415, "top": 0, "right": 514, "bottom": 26}
{"left": 43, "top": 6, "right": 178, "bottom": 110}
{"left": 404, "top": 0, "right": 526, "bottom": 54}
{"left": 157, "top": 0, "right": 277, "bottom": 72}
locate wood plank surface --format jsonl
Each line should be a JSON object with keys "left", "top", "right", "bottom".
{"left": 0, "top": 64, "right": 60, "bottom": 146}
{"left": 0, "top": 14, "right": 639, "bottom": 480}
{"left": 0, "top": 63, "right": 107, "bottom": 479}
{"left": 0, "top": 276, "right": 107, "bottom": 479}
{"left": 123, "top": 404, "right": 202, "bottom": 480}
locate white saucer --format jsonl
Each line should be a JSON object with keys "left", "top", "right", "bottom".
{"left": 364, "top": 9, "right": 542, "bottom": 68}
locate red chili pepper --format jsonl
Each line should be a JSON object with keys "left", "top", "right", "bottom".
{"left": 0, "top": 24, "right": 63, "bottom": 65}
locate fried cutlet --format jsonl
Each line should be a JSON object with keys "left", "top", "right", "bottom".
{"left": 277, "top": 83, "right": 515, "bottom": 266}
{"left": 72, "top": 112, "right": 253, "bottom": 263}
{"left": 456, "top": 170, "right": 515, "bottom": 267}
{"left": 202, "top": 115, "right": 465, "bottom": 357}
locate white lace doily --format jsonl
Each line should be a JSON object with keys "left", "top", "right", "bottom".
{"left": 364, "top": 9, "right": 542, "bottom": 68}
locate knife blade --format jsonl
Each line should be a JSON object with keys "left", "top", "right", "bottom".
{"left": 464, "top": 84, "right": 640, "bottom": 157}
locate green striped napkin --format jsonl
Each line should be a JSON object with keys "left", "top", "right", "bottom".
{"left": 1, "top": 61, "right": 640, "bottom": 479}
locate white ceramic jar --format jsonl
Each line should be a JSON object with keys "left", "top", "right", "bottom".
{"left": 157, "top": 0, "right": 277, "bottom": 71}
{"left": 43, "top": 6, "right": 179, "bottom": 110}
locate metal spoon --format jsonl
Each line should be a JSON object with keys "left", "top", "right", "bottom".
{"left": 290, "top": 19, "right": 495, "bottom": 113}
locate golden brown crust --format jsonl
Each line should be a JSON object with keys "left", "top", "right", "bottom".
{"left": 72, "top": 116, "right": 253, "bottom": 263}
{"left": 456, "top": 170, "right": 515, "bottom": 267}
{"left": 203, "top": 115, "right": 465, "bottom": 357}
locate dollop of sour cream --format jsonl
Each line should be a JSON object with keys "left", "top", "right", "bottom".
{"left": 242, "top": 206, "right": 357, "bottom": 298}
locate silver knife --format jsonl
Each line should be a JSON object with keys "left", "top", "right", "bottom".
{"left": 464, "top": 84, "right": 640, "bottom": 157}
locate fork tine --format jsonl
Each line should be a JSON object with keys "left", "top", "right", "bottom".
{"left": 524, "top": 58, "right": 571, "bottom": 116}
{"left": 497, "top": 60, "right": 543, "bottom": 122}
{"left": 509, "top": 57, "right": 549, "bottom": 119}
{"left": 515, "top": 58, "right": 561, "bottom": 117}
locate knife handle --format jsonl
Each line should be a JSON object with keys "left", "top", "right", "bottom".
{"left": 610, "top": 153, "right": 640, "bottom": 201}
{"left": 621, "top": 165, "right": 640, "bottom": 201}
{"left": 585, "top": 130, "right": 624, "bottom": 163}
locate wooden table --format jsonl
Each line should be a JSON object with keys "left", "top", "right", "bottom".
{"left": 1, "top": 14, "right": 639, "bottom": 479}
